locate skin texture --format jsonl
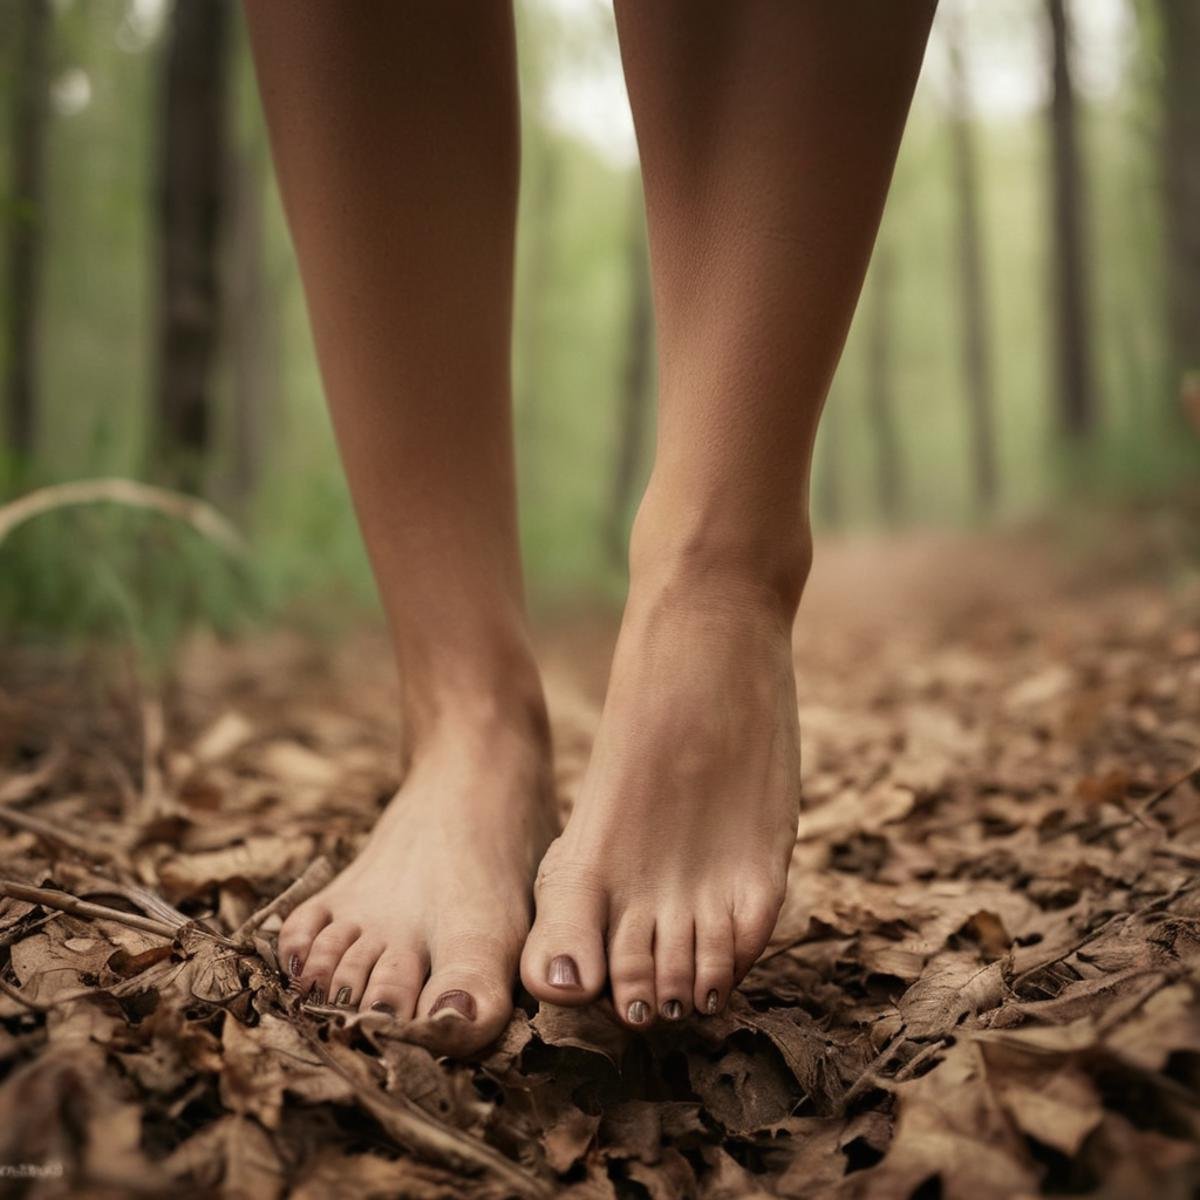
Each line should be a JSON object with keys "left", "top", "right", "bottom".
{"left": 519, "top": 0, "right": 936, "bottom": 1026}
{"left": 244, "top": 0, "right": 934, "bottom": 1051}
{"left": 243, "top": 1, "right": 554, "bottom": 1055}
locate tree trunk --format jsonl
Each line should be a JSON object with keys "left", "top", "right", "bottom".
{"left": 605, "top": 176, "right": 654, "bottom": 568}
{"left": 1045, "top": 0, "right": 1096, "bottom": 439}
{"left": 155, "top": 0, "right": 230, "bottom": 493}
{"left": 946, "top": 10, "right": 999, "bottom": 514}
{"left": 4, "top": 0, "right": 51, "bottom": 468}
{"left": 866, "top": 239, "right": 904, "bottom": 522}
{"left": 1160, "top": 0, "right": 1200, "bottom": 410}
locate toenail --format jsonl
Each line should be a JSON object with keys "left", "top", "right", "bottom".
{"left": 288, "top": 954, "right": 302, "bottom": 978}
{"left": 430, "top": 990, "right": 476, "bottom": 1020}
{"left": 309, "top": 986, "right": 325, "bottom": 1005}
{"left": 662, "top": 999, "right": 683, "bottom": 1020}
{"left": 706, "top": 989, "right": 720, "bottom": 1015}
{"left": 370, "top": 1001, "right": 396, "bottom": 1016}
{"left": 627, "top": 999, "right": 649, "bottom": 1025}
{"left": 548, "top": 955, "right": 581, "bottom": 988}
{"left": 335, "top": 986, "right": 352, "bottom": 1006}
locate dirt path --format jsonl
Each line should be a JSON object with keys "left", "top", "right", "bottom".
{"left": 1, "top": 531, "right": 1198, "bottom": 1197}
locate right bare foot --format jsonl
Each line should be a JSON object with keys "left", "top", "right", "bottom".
{"left": 521, "top": 558, "right": 803, "bottom": 1027}
{"left": 278, "top": 680, "right": 556, "bottom": 1056}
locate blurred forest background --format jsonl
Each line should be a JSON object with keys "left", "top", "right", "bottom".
{"left": 0, "top": 0, "right": 1197, "bottom": 655}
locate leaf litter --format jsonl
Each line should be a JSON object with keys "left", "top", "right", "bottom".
{"left": 1, "top": 534, "right": 1199, "bottom": 1197}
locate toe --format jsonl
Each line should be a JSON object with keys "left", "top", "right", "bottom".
{"left": 418, "top": 931, "right": 518, "bottom": 1055}
{"left": 653, "top": 913, "right": 695, "bottom": 1021}
{"left": 521, "top": 854, "right": 607, "bottom": 1005}
{"left": 328, "top": 936, "right": 384, "bottom": 1008}
{"left": 360, "top": 944, "right": 427, "bottom": 1020}
{"left": 694, "top": 906, "right": 735, "bottom": 1015}
{"left": 608, "top": 910, "right": 656, "bottom": 1029}
{"left": 297, "top": 921, "right": 361, "bottom": 1003}
{"left": 732, "top": 885, "right": 784, "bottom": 985}
{"left": 277, "top": 899, "right": 331, "bottom": 982}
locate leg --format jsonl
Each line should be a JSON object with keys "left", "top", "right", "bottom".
{"left": 522, "top": 1, "right": 934, "bottom": 1022}
{"left": 244, "top": 1, "right": 554, "bottom": 1054}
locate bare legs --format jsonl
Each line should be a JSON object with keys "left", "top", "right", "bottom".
{"left": 244, "top": 2, "right": 554, "bottom": 1054}
{"left": 521, "top": 1, "right": 935, "bottom": 1024}
{"left": 245, "top": 0, "right": 935, "bottom": 1050}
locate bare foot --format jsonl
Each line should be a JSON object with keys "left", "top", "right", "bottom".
{"left": 521, "top": 571, "right": 802, "bottom": 1026}
{"left": 279, "top": 693, "right": 555, "bottom": 1056}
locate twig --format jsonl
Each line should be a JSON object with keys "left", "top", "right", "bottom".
{"left": 300, "top": 1027, "right": 551, "bottom": 1198}
{"left": 0, "top": 880, "right": 180, "bottom": 939}
{"left": 231, "top": 857, "right": 335, "bottom": 945}
{"left": 0, "top": 748, "right": 64, "bottom": 806}
{"left": 0, "top": 806, "right": 122, "bottom": 862}
{"left": 0, "top": 975, "right": 48, "bottom": 1012}
{"left": 0, "top": 477, "right": 246, "bottom": 556}
{"left": 54, "top": 863, "right": 191, "bottom": 928}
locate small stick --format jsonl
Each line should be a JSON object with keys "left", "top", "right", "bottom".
{"left": 0, "top": 748, "right": 64, "bottom": 806}
{"left": 0, "top": 975, "right": 48, "bottom": 1012}
{"left": 0, "top": 807, "right": 121, "bottom": 862}
{"left": 0, "top": 880, "right": 180, "bottom": 939}
{"left": 0, "top": 477, "right": 246, "bottom": 556}
{"left": 231, "top": 857, "right": 335, "bottom": 944}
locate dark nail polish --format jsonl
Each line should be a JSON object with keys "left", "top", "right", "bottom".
{"left": 288, "top": 954, "right": 301, "bottom": 978}
{"left": 662, "top": 999, "right": 683, "bottom": 1020}
{"left": 548, "top": 955, "right": 581, "bottom": 988}
{"left": 370, "top": 1001, "right": 396, "bottom": 1016}
{"left": 627, "top": 999, "right": 649, "bottom": 1025}
{"left": 706, "top": 989, "right": 720, "bottom": 1015}
{"left": 334, "top": 986, "right": 352, "bottom": 1006}
{"left": 430, "top": 990, "right": 476, "bottom": 1020}
{"left": 309, "top": 986, "right": 324, "bottom": 1005}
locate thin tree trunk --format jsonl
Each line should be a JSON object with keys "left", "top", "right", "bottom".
{"left": 155, "top": 0, "right": 230, "bottom": 493}
{"left": 224, "top": 124, "right": 275, "bottom": 514}
{"left": 1045, "top": 0, "right": 1096, "bottom": 439}
{"left": 5, "top": 0, "right": 51, "bottom": 467}
{"left": 1160, "top": 0, "right": 1200, "bottom": 408}
{"left": 866, "top": 239, "right": 904, "bottom": 521}
{"left": 605, "top": 176, "right": 653, "bottom": 568}
{"left": 947, "top": 10, "right": 999, "bottom": 514}
{"left": 516, "top": 139, "right": 558, "bottom": 485}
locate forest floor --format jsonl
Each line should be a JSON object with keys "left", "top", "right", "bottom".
{"left": 1, "top": 526, "right": 1199, "bottom": 1198}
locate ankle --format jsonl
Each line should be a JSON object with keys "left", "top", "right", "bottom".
{"left": 627, "top": 483, "right": 812, "bottom": 624}
{"left": 397, "top": 626, "right": 550, "bottom": 765}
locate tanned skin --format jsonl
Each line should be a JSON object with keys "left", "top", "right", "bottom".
{"left": 244, "top": 0, "right": 935, "bottom": 1053}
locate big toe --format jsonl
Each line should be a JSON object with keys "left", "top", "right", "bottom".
{"left": 521, "top": 857, "right": 607, "bottom": 1006}
{"left": 418, "top": 932, "right": 519, "bottom": 1056}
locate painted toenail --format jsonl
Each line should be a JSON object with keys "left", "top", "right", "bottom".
{"left": 706, "top": 989, "right": 720, "bottom": 1015}
{"left": 662, "top": 999, "right": 683, "bottom": 1020}
{"left": 548, "top": 955, "right": 581, "bottom": 988}
{"left": 430, "top": 990, "right": 476, "bottom": 1020}
{"left": 370, "top": 1001, "right": 396, "bottom": 1015}
{"left": 288, "top": 954, "right": 301, "bottom": 978}
{"left": 309, "top": 986, "right": 325, "bottom": 1005}
{"left": 627, "top": 999, "right": 649, "bottom": 1025}
{"left": 335, "top": 986, "right": 352, "bottom": 1006}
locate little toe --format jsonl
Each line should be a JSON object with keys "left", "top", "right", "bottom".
{"left": 522, "top": 858, "right": 607, "bottom": 1005}
{"left": 732, "top": 886, "right": 785, "bottom": 985}
{"left": 360, "top": 945, "right": 427, "bottom": 1021}
{"left": 608, "top": 911, "right": 657, "bottom": 1029}
{"left": 297, "top": 921, "right": 361, "bottom": 1004}
{"left": 418, "top": 933, "right": 517, "bottom": 1055}
{"left": 328, "top": 936, "right": 384, "bottom": 1008}
{"left": 694, "top": 907, "right": 735, "bottom": 1015}
{"left": 277, "top": 900, "right": 331, "bottom": 982}
{"left": 653, "top": 913, "right": 695, "bottom": 1021}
